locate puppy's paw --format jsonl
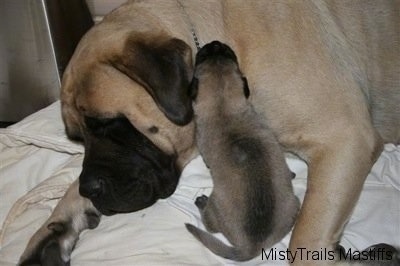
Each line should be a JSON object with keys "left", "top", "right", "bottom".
{"left": 195, "top": 195, "right": 208, "bottom": 209}
{"left": 363, "top": 243, "right": 397, "bottom": 253}
{"left": 362, "top": 243, "right": 399, "bottom": 263}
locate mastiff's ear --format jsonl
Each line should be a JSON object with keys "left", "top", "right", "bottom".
{"left": 188, "top": 77, "right": 199, "bottom": 100}
{"left": 111, "top": 36, "right": 194, "bottom": 125}
{"left": 242, "top": 77, "right": 250, "bottom": 99}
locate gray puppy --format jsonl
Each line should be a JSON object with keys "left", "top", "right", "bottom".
{"left": 185, "top": 41, "right": 300, "bottom": 261}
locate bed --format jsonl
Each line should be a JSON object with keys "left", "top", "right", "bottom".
{"left": 0, "top": 101, "right": 399, "bottom": 265}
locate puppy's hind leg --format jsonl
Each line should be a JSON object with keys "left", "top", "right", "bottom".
{"left": 194, "top": 194, "right": 220, "bottom": 234}
{"left": 19, "top": 180, "right": 101, "bottom": 266}
{"left": 195, "top": 195, "right": 208, "bottom": 210}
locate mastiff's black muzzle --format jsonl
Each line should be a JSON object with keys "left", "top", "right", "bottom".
{"left": 79, "top": 116, "right": 179, "bottom": 215}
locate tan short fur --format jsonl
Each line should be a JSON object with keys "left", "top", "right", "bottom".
{"left": 20, "top": 1, "right": 399, "bottom": 265}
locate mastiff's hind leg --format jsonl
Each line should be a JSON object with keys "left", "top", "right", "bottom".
{"left": 288, "top": 120, "right": 384, "bottom": 264}
{"left": 19, "top": 180, "right": 101, "bottom": 266}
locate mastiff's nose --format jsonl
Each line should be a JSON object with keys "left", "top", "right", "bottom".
{"left": 79, "top": 177, "right": 105, "bottom": 199}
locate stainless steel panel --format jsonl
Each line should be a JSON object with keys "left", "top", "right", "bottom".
{"left": 86, "top": 0, "right": 126, "bottom": 17}
{"left": 0, "top": 0, "right": 60, "bottom": 122}
{"left": 0, "top": 0, "right": 93, "bottom": 122}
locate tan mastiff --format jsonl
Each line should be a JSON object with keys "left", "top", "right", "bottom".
{"left": 20, "top": 0, "right": 399, "bottom": 265}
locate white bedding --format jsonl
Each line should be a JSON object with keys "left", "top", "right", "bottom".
{"left": 0, "top": 101, "right": 399, "bottom": 265}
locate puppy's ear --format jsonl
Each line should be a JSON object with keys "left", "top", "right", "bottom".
{"left": 112, "top": 36, "right": 194, "bottom": 125}
{"left": 242, "top": 77, "right": 250, "bottom": 99}
{"left": 189, "top": 77, "right": 199, "bottom": 100}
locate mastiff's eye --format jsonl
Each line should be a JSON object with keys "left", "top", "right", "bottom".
{"left": 84, "top": 117, "right": 115, "bottom": 135}
{"left": 148, "top": 126, "right": 159, "bottom": 134}
{"left": 84, "top": 116, "right": 128, "bottom": 137}
{"left": 85, "top": 117, "right": 111, "bottom": 136}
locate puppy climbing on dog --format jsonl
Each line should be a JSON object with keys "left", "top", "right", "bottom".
{"left": 185, "top": 41, "right": 300, "bottom": 261}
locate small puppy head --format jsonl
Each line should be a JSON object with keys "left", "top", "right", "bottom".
{"left": 195, "top": 40, "right": 238, "bottom": 66}
{"left": 189, "top": 41, "right": 250, "bottom": 112}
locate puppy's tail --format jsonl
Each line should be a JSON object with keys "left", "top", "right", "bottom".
{"left": 185, "top": 223, "right": 258, "bottom": 261}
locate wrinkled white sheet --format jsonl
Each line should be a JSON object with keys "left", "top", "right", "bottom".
{"left": 0, "top": 101, "right": 399, "bottom": 265}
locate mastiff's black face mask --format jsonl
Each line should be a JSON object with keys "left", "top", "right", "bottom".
{"left": 79, "top": 116, "right": 180, "bottom": 215}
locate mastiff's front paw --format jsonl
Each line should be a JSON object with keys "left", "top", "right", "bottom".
{"left": 19, "top": 211, "right": 100, "bottom": 266}
{"left": 19, "top": 221, "right": 74, "bottom": 266}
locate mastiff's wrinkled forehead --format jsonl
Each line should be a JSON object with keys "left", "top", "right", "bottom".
{"left": 60, "top": 22, "right": 196, "bottom": 214}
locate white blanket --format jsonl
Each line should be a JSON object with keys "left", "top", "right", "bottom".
{"left": 0, "top": 101, "right": 399, "bottom": 265}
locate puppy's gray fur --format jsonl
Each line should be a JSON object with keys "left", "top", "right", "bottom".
{"left": 185, "top": 41, "right": 300, "bottom": 261}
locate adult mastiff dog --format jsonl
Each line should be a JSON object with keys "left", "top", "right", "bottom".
{"left": 20, "top": 0, "right": 399, "bottom": 265}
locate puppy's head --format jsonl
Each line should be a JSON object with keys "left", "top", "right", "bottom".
{"left": 190, "top": 41, "right": 250, "bottom": 113}
{"left": 61, "top": 21, "right": 196, "bottom": 214}
{"left": 195, "top": 40, "right": 238, "bottom": 67}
